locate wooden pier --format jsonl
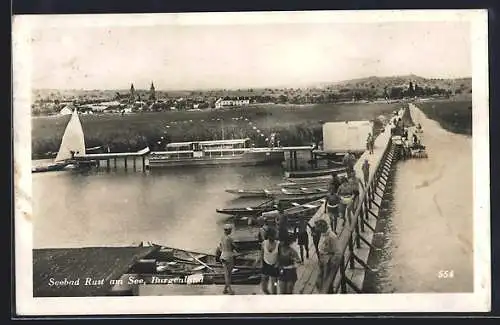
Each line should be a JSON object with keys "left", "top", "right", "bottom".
{"left": 73, "top": 147, "right": 150, "bottom": 172}
{"left": 293, "top": 107, "right": 405, "bottom": 294}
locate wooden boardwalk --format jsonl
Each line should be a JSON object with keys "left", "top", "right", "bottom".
{"left": 293, "top": 110, "right": 398, "bottom": 294}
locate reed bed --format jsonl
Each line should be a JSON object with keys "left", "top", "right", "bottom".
{"left": 416, "top": 100, "right": 472, "bottom": 136}
{"left": 32, "top": 102, "right": 400, "bottom": 159}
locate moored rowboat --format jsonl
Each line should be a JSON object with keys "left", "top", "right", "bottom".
{"left": 284, "top": 167, "right": 346, "bottom": 179}
{"left": 226, "top": 187, "right": 328, "bottom": 198}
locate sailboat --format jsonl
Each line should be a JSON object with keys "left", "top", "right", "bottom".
{"left": 32, "top": 109, "right": 93, "bottom": 173}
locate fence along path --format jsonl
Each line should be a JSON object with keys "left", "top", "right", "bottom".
{"left": 293, "top": 107, "right": 405, "bottom": 294}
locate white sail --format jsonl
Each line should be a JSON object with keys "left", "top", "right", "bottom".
{"left": 54, "top": 109, "right": 86, "bottom": 162}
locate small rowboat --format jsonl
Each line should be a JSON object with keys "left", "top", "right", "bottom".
{"left": 225, "top": 189, "right": 271, "bottom": 198}
{"left": 261, "top": 198, "right": 325, "bottom": 223}
{"left": 284, "top": 167, "right": 347, "bottom": 179}
{"left": 226, "top": 187, "right": 328, "bottom": 198}
{"left": 216, "top": 205, "right": 276, "bottom": 217}
{"left": 278, "top": 178, "right": 331, "bottom": 187}
{"left": 139, "top": 244, "right": 259, "bottom": 273}
{"left": 273, "top": 191, "right": 328, "bottom": 203}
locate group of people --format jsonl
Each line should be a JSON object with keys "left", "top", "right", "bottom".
{"left": 216, "top": 152, "right": 370, "bottom": 295}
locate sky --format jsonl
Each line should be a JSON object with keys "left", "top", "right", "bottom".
{"left": 26, "top": 16, "right": 472, "bottom": 90}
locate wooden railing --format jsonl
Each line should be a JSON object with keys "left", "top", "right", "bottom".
{"left": 319, "top": 108, "right": 404, "bottom": 293}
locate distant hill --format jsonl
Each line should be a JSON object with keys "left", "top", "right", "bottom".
{"left": 316, "top": 74, "right": 472, "bottom": 94}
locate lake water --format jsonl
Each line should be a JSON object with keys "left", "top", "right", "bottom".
{"left": 32, "top": 164, "right": 285, "bottom": 252}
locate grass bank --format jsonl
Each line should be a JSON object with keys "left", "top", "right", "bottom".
{"left": 32, "top": 102, "right": 401, "bottom": 159}
{"left": 416, "top": 100, "right": 472, "bottom": 136}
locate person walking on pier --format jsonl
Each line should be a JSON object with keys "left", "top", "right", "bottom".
{"left": 277, "top": 234, "right": 301, "bottom": 294}
{"left": 308, "top": 199, "right": 332, "bottom": 259}
{"left": 325, "top": 191, "right": 340, "bottom": 234}
{"left": 257, "top": 216, "right": 269, "bottom": 243}
{"left": 366, "top": 133, "right": 374, "bottom": 154}
{"left": 342, "top": 151, "right": 356, "bottom": 173}
{"left": 362, "top": 159, "right": 370, "bottom": 187}
{"left": 328, "top": 171, "right": 341, "bottom": 195}
{"left": 337, "top": 176, "right": 354, "bottom": 228}
{"left": 315, "top": 219, "right": 340, "bottom": 292}
{"left": 219, "top": 224, "right": 237, "bottom": 295}
{"left": 295, "top": 216, "right": 309, "bottom": 262}
{"left": 347, "top": 169, "right": 364, "bottom": 210}
{"left": 258, "top": 227, "right": 279, "bottom": 294}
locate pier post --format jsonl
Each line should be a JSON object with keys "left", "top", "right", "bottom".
{"left": 106, "top": 159, "right": 110, "bottom": 170}
{"left": 340, "top": 256, "right": 347, "bottom": 293}
{"left": 96, "top": 160, "right": 100, "bottom": 168}
{"left": 142, "top": 156, "right": 146, "bottom": 172}
{"left": 113, "top": 158, "right": 117, "bottom": 169}
{"left": 355, "top": 215, "right": 362, "bottom": 248}
{"left": 348, "top": 236, "right": 355, "bottom": 269}
{"left": 124, "top": 157, "right": 128, "bottom": 170}
{"left": 359, "top": 204, "right": 365, "bottom": 233}
{"left": 293, "top": 151, "right": 298, "bottom": 170}
{"left": 363, "top": 197, "right": 369, "bottom": 220}
{"left": 133, "top": 157, "right": 136, "bottom": 171}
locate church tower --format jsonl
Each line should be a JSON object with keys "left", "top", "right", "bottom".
{"left": 130, "top": 83, "right": 136, "bottom": 102}
{"left": 149, "top": 81, "right": 156, "bottom": 101}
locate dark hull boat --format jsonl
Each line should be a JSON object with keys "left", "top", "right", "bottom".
{"left": 284, "top": 166, "right": 346, "bottom": 179}
{"left": 32, "top": 162, "right": 69, "bottom": 173}
{"left": 226, "top": 187, "right": 328, "bottom": 199}
{"left": 273, "top": 192, "right": 328, "bottom": 203}
{"left": 216, "top": 205, "right": 276, "bottom": 217}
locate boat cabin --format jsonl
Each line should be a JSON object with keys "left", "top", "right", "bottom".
{"left": 160, "top": 138, "right": 252, "bottom": 159}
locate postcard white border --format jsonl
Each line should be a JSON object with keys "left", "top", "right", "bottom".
{"left": 13, "top": 10, "right": 490, "bottom": 315}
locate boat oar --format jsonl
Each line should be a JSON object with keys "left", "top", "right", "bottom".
{"left": 187, "top": 252, "right": 216, "bottom": 273}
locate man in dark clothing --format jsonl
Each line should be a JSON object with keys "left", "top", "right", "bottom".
{"left": 362, "top": 159, "right": 370, "bottom": 187}
{"left": 328, "top": 171, "right": 341, "bottom": 195}
{"left": 342, "top": 151, "right": 356, "bottom": 173}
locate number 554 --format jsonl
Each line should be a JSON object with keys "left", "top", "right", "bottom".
{"left": 438, "top": 270, "right": 454, "bottom": 278}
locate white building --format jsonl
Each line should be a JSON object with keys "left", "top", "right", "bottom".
{"left": 215, "top": 97, "right": 250, "bottom": 108}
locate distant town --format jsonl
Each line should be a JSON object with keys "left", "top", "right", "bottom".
{"left": 31, "top": 75, "right": 472, "bottom": 116}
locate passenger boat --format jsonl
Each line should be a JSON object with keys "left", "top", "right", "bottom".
{"left": 147, "top": 138, "right": 284, "bottom": 168}
{"left": 284, "top": 166, "right": 347, "bottom": 179}
{"left": 225, "top": 187, "right": 328, "bottom": 198}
